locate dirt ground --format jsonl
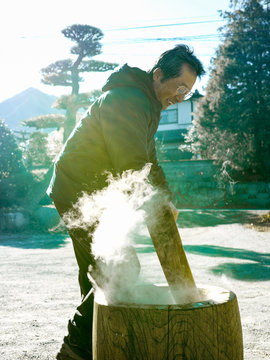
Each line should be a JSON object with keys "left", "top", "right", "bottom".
{"left": 0, "top": 209, "right": 269, "bottom": 359}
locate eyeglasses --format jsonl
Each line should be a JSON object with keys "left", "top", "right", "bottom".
{"left": 176, "top": 85, "right": 194, "bottom": 100}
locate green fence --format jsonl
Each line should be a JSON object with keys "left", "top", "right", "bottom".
{"left": 160, "top": 160, "right": 270, "bottom": 209}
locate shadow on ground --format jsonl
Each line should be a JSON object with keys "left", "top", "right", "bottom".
{"left": 211, "top": 263, "right": 270, "bottom": 281}
{"left": 177, "top": 209, "right": 262, "bottom": 228}
{"left": 0, "top": 233, "right": 69, "bottom": 249}
{"left": 184, "top": 244, "right": 270, "bottom": 281}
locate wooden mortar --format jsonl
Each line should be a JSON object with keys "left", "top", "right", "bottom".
{"left": 92, "top": 285, "right": 243, "bottom": 360}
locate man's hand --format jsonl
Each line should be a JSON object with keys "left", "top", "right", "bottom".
{"left": 169, "top": 202, "right": 179, "bottom": 222}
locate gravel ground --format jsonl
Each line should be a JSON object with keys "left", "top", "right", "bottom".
{"left": 0, "top": 209, "right": 269, "bottom": 359}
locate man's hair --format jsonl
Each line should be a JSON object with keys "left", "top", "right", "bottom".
{"left": 149, "top": 44, "right": 205, "bottom": 82}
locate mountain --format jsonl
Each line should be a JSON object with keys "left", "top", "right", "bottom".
{"left": 0, "top": 88, "right": 64, "bottom": 132}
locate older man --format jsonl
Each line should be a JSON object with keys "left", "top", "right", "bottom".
{"left": 48, "top": 44, "right": 205, "bottom": 360}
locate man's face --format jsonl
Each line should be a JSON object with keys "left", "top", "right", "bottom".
{"left": 153, "top": 63, "right": 197, "bottom": 110}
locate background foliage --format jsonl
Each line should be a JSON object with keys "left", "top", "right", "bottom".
{"left": 0, "top": 120, "right": 33, "bottom": 208}
{"left": 182, "top": 0, "right": 270, "bottom": 182}
{"left": 40, "top": 24, "right": 117, "bottom": 141}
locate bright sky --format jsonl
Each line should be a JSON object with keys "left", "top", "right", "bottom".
{"left": 0, "top": 0, "right": 231, "bottom": 102}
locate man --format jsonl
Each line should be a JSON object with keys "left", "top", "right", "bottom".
{"left": 48, "top": 44, "right": 205, "bottom": 359}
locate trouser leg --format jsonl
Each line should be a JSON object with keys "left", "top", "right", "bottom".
{"left": 54, "top": 201, "right": 94, "bottom": 359}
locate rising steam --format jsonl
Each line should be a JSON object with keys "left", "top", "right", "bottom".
{"left": 63, "top": 164, "right": 158, "bottom": 304}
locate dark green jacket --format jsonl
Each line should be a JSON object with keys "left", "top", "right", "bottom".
{"left": 47, "top": 64, "right": 171, "bottom": 206}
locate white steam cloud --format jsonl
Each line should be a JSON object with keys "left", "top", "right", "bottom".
{"left": 63, "top": 164, "right": 158, "bottom": 304}
{"left": 63, "top": 164, "right": 220, "bottom": 306}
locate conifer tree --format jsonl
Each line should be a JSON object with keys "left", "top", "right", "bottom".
{"left": 40, "top": 25, "right": 118, "bottom": 140}
{"left": 182, "top": 0, "right": 270, "bottom": 181}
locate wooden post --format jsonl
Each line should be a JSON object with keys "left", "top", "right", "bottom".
{"left": 146, "top": 203, "right": 197, "bottom": 303}
{"left": 92, "top": 285, "right": 243, "bottom": 360}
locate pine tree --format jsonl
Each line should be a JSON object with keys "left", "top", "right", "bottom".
{"left": 183, "top": 0, "right": 270, "bottom": 181}
{"left": 40, "top": 24, "right": 118, "bottom": 140}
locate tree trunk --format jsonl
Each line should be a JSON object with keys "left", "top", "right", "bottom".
{"left": 64, "top": 104, "right": 77, "bottom": 142}
{"left": 71, "top": 69, "right": 80, "bottom": 95}
{"left": 93, "top": 285, "right": 243, "bottom": 360}
{"left": 71, "top": 53, "right": 83, "bottom": 95}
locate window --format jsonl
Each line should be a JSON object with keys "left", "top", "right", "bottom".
{"left": 160, "top": 109, "right": 178, "bottom": 125}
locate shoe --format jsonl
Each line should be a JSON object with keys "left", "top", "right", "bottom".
{"left": 56, "top": 342, "right": 88, "bottom": 360}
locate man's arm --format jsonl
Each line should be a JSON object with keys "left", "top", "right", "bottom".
{"left": 148, "top": 138, "right": 172, "bottom": 201}
{"left": 99, "top": 88, "right": 195, "bottom": 301}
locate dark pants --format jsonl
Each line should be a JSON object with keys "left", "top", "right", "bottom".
{"left": 54, "top": 200, "right": 95, "bottom": 360}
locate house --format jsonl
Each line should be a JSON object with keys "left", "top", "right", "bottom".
{"left": 155, "top": 90, "right": 203, "bottom": 160}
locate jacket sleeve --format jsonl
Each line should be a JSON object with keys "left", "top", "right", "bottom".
{"left": 148, "top": 138, "right": 173, "bottom": 201}
{"left": 99, "top": 88, "right": 152, "bottom": 173}
{"left": 99, "top": 87, "right": 172, "bottom": 200}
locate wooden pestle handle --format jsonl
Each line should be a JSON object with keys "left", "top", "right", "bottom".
{"left": 146, "top": 204, "right": 197, "bottom": 303}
